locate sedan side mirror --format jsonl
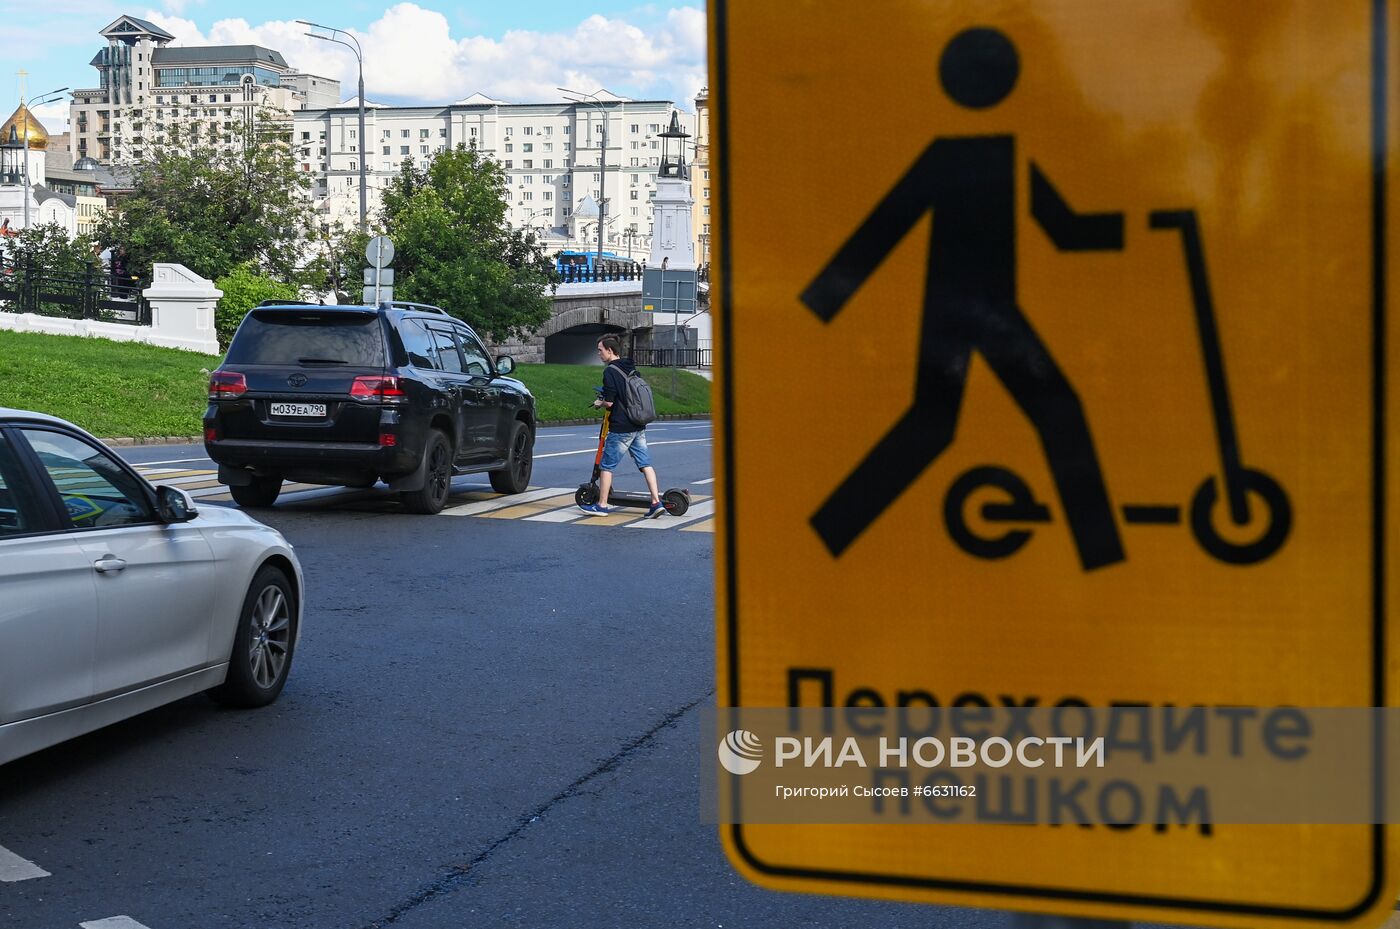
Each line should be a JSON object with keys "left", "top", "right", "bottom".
{"left": 156, "top": 485, "right": 197, "bottom": 523}
{"left": 495, "top": 355, "right": 516, "bottom": 375}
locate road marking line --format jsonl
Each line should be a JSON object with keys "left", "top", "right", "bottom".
{"left": 648, "top": 439, "right": 712, "bottom": 447}
{"left": 573, "top": 508, "right": 648, "bottom": 527}
{"left": 441, "top": 487, "right": 571, "bottom": 516}
{"left": 681, "top": 519, "right": 716, "bottom": 533}
{"left": 125, "top": 455, "right": 212, "bottom": 466}
{"left": 536, "top": 432, "right": 581, "bottom": 438}
{"left": 691, "top": 478, "right": 715, "bottom": 485}
{"left": 480, "top": 493, "right": 579, "bottom": 520}
{"left": 80, "top": 918, "right": 155, "bottom": 929}
{"left": 134, "top": 468, "right": 216, "bottom": 479}
{"left": 628, "top": 499, "right": 715, "bottom": 529}
{"left": 534, "top": 447, "right": 603, "bottom": 459}
{"left": 0, "top": 844, "right": 50, "bottom": 882}
{"left": 526, "top": 507, "right": 587, "bottom": 523}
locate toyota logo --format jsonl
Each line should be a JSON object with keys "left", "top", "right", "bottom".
{"left": 287, "top": 373, "right": 308, "bottom": 388}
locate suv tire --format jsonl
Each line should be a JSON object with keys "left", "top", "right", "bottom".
{"left": 209, "top": 564, "right": 297, "bottom": 708}
{"left": 489, "top": 420, "right": 533, "bottom": 495}
{"left": 230, "top": 475, "right": 282, "bottom": 508}
{"left": 401, "top": 429, "right": 452, "bottom": 514}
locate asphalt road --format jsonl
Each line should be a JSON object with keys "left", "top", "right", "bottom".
{"left": 0, "top": 422, "right": 1021, "bottom": 929}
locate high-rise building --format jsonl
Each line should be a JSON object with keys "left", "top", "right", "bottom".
{"left": 69, "top": 14, "right": 339, "bottom": 165}
{"left": 293, "top": 92, "right": 693, "bottom": 256}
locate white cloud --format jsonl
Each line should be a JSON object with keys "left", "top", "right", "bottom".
{"left": 30, "top": 100, "right": 70, "bottom": 133}
{"left": 137, "top": 4, "right": 707, "bottom": 109}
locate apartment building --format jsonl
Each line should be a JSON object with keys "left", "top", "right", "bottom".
{"left": 69, "top": 14, "right": 339, "bottom": 164}
{"left": 294, "top": 93, "right": 692, "bottom": 255}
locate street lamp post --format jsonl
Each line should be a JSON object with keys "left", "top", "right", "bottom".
{"left": 21, "top": 87, "right": 68, "bottom": 230}
{"left": 559, "top": 88, "right": 614, "bottom": 275}
{"left": 300, "top": 21, "right": 367, "bottom": 234}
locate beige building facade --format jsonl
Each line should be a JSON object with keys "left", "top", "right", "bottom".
{"left": 69, "top": 14, "right": 338, "bottom": 165}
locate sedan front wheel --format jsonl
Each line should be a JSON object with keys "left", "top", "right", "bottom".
{"left": 209, "top": 565, "right": 297, "bottom": 708}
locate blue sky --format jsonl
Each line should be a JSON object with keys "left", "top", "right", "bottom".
{"left": 3, "top": 1, "right": 708, "bottom": 130}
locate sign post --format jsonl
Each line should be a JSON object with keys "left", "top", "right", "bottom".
{"left": 364, "top": 235, "right": 395, "bottom": 306}
{"left": 712, "top": 2, "right": 1398, "bottom": 926}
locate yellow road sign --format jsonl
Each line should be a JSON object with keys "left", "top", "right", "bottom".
{"left": 712, "top": 1, "right": 1399, "bottom": 925}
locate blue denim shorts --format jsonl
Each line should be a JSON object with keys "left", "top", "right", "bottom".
{"left": 600, "top": 429, "right": 652, "bottom": 472}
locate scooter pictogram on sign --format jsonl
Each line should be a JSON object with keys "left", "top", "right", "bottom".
{"left": 802, "top": 27, "right": 1292, "bottom": 571}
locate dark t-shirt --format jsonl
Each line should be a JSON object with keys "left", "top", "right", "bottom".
{"left": 602, "top": 359, "right": 640, "bottom": 433}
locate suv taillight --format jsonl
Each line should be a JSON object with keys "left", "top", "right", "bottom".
{"left": 350, "top": 375, "right": 405, "bottom": 402}
{"left": 209, "top": 371, "right": 247, "bottom": 400}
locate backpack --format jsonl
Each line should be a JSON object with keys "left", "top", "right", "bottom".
{"left": 609, "top": 363, "right": 657, "bottom": 427}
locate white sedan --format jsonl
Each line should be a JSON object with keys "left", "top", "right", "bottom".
{"left": 0, "top": 408, "right": 303, "bottom": 766}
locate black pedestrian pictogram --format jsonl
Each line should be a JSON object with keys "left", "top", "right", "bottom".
{"left": 802, "top": 27, "right": 1126, "bottom": 571}
{"left": 803, "top": 27, "right": 1292, "bottom": 570}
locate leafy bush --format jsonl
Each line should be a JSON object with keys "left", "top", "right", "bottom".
{"left": 214, "top": 265, "right": 299, "bottom": 349}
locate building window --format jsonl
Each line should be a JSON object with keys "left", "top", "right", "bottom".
{"left": 562, "top": 177, "right": 569, "bottom": 187}
{"left": 505, "top": 126, "right": 512, "bottom": 137}
{"left": 523, "top": 175, "right": 533, "bottom": 184}
{"left": 563, "top": 142, "right": 570, "bottom": 151}
{"left": 630, "top": 190, "right": 638, "bottom": 200}
{"left": 631, "top": 207, "right": 638, "bottom": 216}
{"left": 563, "top": 125, "right": 570, "bottom": 135}
{"left": 543, "top": 126, "right": 552, "bottom": 136}
{"left": 401, "top": 129, "right": 410, "bottom": 137}
{"left": 703, "top": 223, "right": 710, "bottom": 234}
{"left": 522, "top": 143, "right": 532, "bottom": 152}
{"left": 544, "top": 191, "right": 552, "bottom": 200}
{"left": 383, "top": 129, "right": 391, "bottom": 138}
{"left": 630, "top": 157, "right": 639, "bottom": 167}
{"left": 420, "top": 145, "right": 428, "bottom": 154}
{"left": 439, "top": 128, "right": 446, "bottom": 137}
{"left": 649, "top": 123, "right": 660, "bottom": 132}
{"left": 382, "top": 145, "right": 390, "bottom": 155}
{"left": 350, "top": 161, "right": 357, "bottom": 170}
{"left": 505, "top": 143, "right": 513, "bottom": 152}
{"left": 505, "top": 160, "right": 512, "bottom": 169}
{"left": 592, "top": 173, "right": 600, "bottom": 182}
{"left": 522, "top": 160, "right": 532, "bottom": 169}
{"left": 523, "top": 191, "right": 532, "bottom": 200}
{"left": 401, "top": 146, "right": 409, "bottom": 155}
{"left": 564, "top": 206, "right": 571, "bottom": 217}
{"left": 703, "top": 205, "right": 710, "bottom": 216}
{"left": 350, "top": 129, "right": 356, "bottom": 139}
{"left": 523, "top": 126, "right": 532, "bottom": 136}
{"left": 469, "top": 127, "right": 477, "bottom": 137}
{"left": 704, "top": 188, "right": 710, "bottom": 197}
{"left": 543, "top": 143, "right": 552, "bottom": 152}
{"left": 420, "top": 128, "right": 429, "bottom": 138}
{"left": 543, "top": 160, "right": 552, "bottom": 169}
{"left": 630, "top": 123, "right": 639, "bottom": 133}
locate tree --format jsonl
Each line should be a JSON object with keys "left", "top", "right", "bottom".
{"left": 93, "top": 113, "right": 313, "bottom": 285}
{"left": 214, "top": 263, "right": 300, "bottom": 350}
{"left": 379, "top": 146, "right": 557, "bottom": 342}
{"left": 0, "top": 223, "right": 96, "bottom": 278}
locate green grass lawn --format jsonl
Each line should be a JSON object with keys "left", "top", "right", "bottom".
{"left": 0, "top": 329, "right": 710, "bottom": 438}
{"left": 513, "top": 362, "right": 711, "bottom": 424}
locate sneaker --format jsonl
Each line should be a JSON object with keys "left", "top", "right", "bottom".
{"left": 646, "top": 500, "right": 667, "bottom": 519}
{"left": 578, "top": 502, "right": 612, "bottom": 516}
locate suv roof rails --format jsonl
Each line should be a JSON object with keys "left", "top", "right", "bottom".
{"left": 386, "top": 301, "right": 450, "bottom": 316}
{"left": 256, "top": 299, "right": 325, "bottom": 307}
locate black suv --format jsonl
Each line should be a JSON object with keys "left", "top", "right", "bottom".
{"left": 205, "top": 302, "right": 535, "bottom": 514}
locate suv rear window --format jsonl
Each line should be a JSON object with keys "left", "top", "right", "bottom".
{"left": 226, "top": 311, "right": 386, "bottom": 366}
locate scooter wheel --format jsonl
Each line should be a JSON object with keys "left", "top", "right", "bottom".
{"left": 575, "top": 484, "right": 599, "bottom": 507}
{"left": 1189, "top": 469, "right": 1291, "bottom": 565}
{"left": 943, "top": 466, "right": 1041, "bottom": 560}
{"left": 662, "top": 489, "right": 690, "bottom": 517}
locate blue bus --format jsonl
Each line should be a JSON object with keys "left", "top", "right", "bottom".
{"left": 555, "top": 250, "right": 640, "bottom": 278}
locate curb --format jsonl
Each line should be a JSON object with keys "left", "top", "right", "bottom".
{"left": 100, "top": 414, "right": 712, "bottom": 448}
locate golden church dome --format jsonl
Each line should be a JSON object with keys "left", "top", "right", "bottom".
{"left": 1, "top": 104, "right": 49, "bottom": 150}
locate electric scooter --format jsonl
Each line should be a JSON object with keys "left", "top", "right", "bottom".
{"left": 576, "top": 389, "right": 691, "bottom": 516}
{"left": 943, "top": 208, "right": 1292, "bottom": 567}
